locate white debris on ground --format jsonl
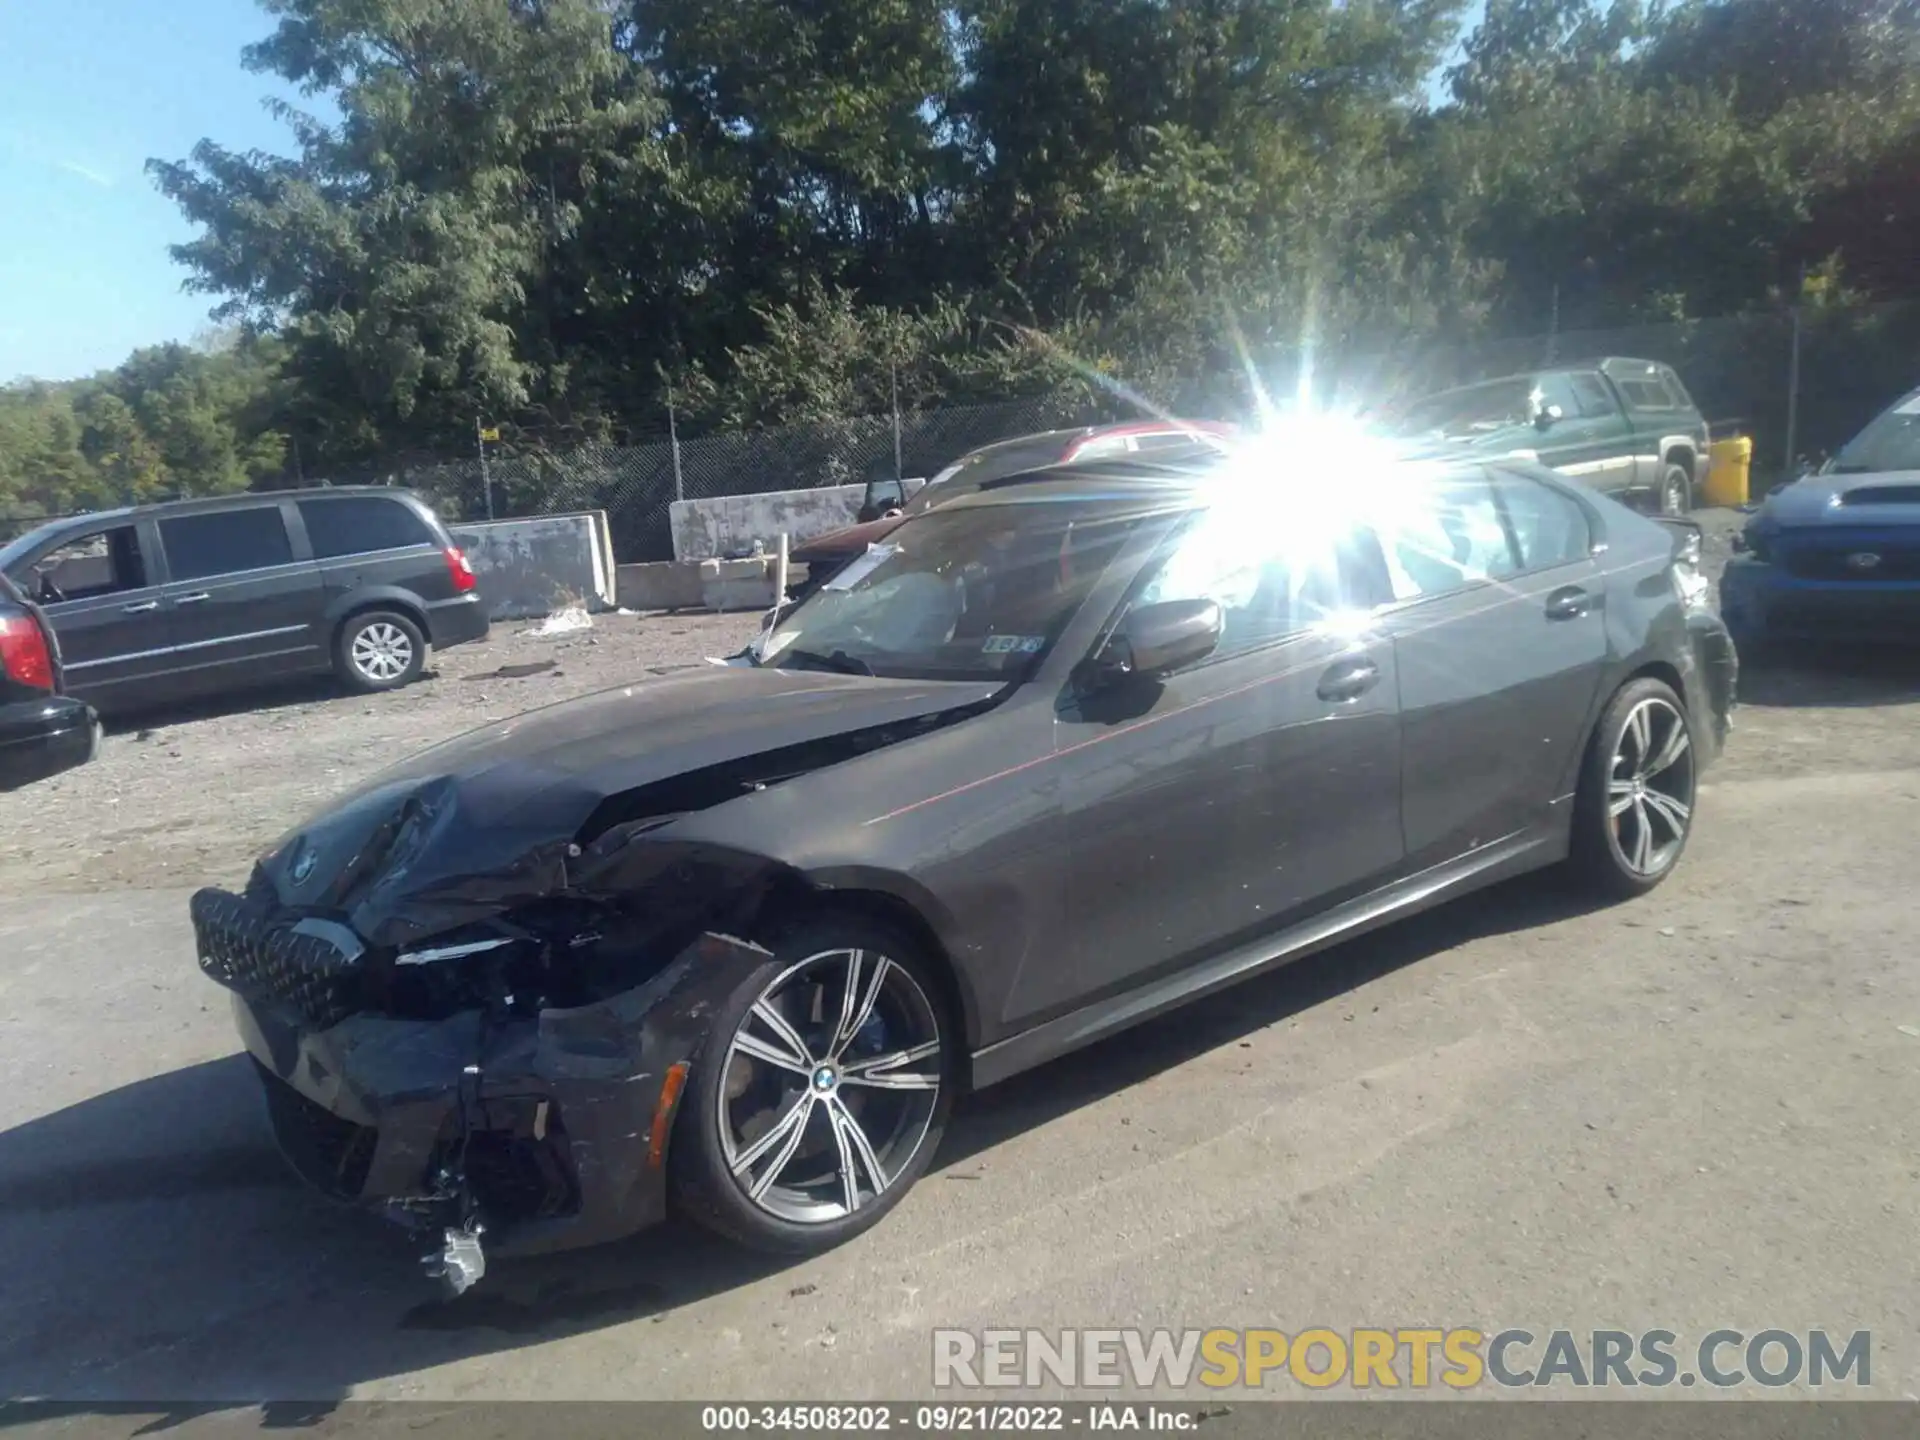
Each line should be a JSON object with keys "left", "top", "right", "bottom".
{"left": 524, "top": 604, "right": 593, "bottom": 636}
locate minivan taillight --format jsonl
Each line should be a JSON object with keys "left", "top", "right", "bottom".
{"left": 444, "top": 546, "right": 478, "bottom": 594}
{"left": 0, "top": 614, "right": 54, "bottom": 690}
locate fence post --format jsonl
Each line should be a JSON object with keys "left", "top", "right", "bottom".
{"left": 890, "top": 360, "right": 904, "bottom": 481}
{"left": 1783, "top": 296, "right": 1803, "bottom": 479}
{"left": 668, "top": 387, "right": 685, "bottom": 503}
{"left": 476, "top": 417, "right": 494, "bottom": 521}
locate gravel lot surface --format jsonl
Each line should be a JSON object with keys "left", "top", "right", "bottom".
{"left": 0, "top": 608, "right": 762, "bottom": 896}
{"left": 3, "top": 508, "right": 1919, "bottom": 1411}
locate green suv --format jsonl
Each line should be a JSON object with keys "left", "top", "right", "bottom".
{"left": 1382, "top": 357, "right": 1711, "bottom": 514}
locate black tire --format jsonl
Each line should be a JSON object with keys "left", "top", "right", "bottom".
{"left": 1658, "top": 462, "right": 1693, "bottom": 516}
{"left": 1568, "top": 677, "right": 1698, "bottom": 899}
{"left": 333, "top": 609, "right": 427, "bottom": 694}
{"left": 670, "top": 913, "right": 958, "bottom": 1254}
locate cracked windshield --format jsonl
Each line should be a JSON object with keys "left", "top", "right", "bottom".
{"left": 1, "top": 0, "right": 1917, "bottom": 1428}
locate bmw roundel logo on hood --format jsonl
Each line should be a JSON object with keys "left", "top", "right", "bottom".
{"left": 288, "top": 839, "right": 318, "bottom": 886}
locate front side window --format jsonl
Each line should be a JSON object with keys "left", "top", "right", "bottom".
{"left": 1376, "top": 474, "right": 1518, "bottom": 600}
{"left": 756, "top": 499, "right": 1145, "bottom": 680}
{"left": 21, "top": 526, "right": 148, "bottom": 603}
{"left": 159, "top": 507, "right": 295, "bottom": 582}
{"left": 298, "top": 497, "right": 435, "bottom": 558}
{"left": 1532, "top": 374, "right": 1584, "bottom": 422}
{"left": 1567, "top": 373, "right": 1616, "bottom": 418}
{"left": 1130, "top": 506, "right": 1347, "bottom": 662}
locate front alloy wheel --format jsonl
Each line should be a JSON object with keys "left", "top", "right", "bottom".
{"left": 673, "top": 919, "right": 954, "bottom": 1252}
{"left": 1571, "top": 677, "right": 1697, "bottom": 898}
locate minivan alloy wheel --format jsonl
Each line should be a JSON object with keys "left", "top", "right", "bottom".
{"left": 1608, "top": 696, "right": 1694, "bottom": 876}
{"left": 350, "top": 621, "right": 415, "bottom": 683}
{"left": 717, "top": 947, "right": 944, "bottom": 1226}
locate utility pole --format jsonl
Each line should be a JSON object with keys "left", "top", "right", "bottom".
{"left": 1783, "top": 263, "right": 1806, "bottom": 479}
{"left": 1545, "top": 284, "right": 1561, "bottom": 365}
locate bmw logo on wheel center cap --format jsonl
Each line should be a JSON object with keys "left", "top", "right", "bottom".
{"left": 812, "top": 1065, "right": 838, "bottom": 1093}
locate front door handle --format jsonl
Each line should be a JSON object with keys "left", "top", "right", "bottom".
{"left": 1317, "top": 658, "right": 1380, "bottom": 702}
{"left": 175, "top": 592, "right": 211, "bottom": 605}
{"left": 122, "top": 600, "right": 160, "bottom": 614}
{"left": 1544, "top": 585, "right": 1592, "bottom": 621}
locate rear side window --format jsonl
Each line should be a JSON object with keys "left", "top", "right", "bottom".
{"left": 1659, "top": 370, "right": 1696, "bottom": 411}
{"left": 159, "top": 508, "right": 295, "bottom": 582}
{"left": 1495, "top": 474, "right": 1591, "bottom": 571}
{"left": 1376, "top": 474, "right": 1519, "bottom": 600}
{"left": 1611, "top": 366, "right": 1677, "bottom": 411}
{"left": 298, "top": 497, "right": 436, "bottom": 558}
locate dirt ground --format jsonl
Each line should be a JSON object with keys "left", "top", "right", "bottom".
{"left": 0, "top": 608, "right": 764, "bottom": 896}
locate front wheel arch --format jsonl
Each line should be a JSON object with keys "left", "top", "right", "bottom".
{"left": 757, "top": 882, "right": 978, "bottom": 1088}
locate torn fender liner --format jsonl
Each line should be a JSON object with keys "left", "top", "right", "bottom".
{"left": 248, "top": 667, "right": 1002, "bottom": 950}
{"left": 213, "top": 924, "right": 773, "bottom": 1257}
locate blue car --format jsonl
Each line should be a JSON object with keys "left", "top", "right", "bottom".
{"left": 1722, "top": 386, "right": 1920, "bottom": 649}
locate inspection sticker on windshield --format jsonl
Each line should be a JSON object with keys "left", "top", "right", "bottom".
{"left": 823, "top": 543, "right": 897, "bottom": 591}
{"left": 983, "top": 635, "right": 1044, "bottom": 654}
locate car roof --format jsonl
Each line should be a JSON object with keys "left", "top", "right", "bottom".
{"left": 1417, "top": 357, "right": 1675, "bottom": 392}
{"left": 0, "top": 486, "right": 428, "bottom": 560}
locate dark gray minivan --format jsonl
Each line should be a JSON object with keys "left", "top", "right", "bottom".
{"left": 0, "top": 487, "right": 489, "bottom": 714}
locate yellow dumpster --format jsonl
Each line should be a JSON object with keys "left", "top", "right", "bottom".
{"left": 1703, "top": 435, "right": 1752, "bottom": 507}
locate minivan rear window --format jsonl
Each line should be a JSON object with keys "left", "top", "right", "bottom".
{"left": 159, "top": 507, "right": 295, "bottom": 582}
{"left": 298, "top": 496, "right": 436, "bottom": 558}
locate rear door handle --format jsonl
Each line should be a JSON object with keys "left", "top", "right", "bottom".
{"left": 1317, "top": 658, "right": 1380, "bottom": 702}
{"left": 122, "top": 600, "right": 160, "bottom": 614}
{"left": 1545, "top": 585, "right": 1592, "bottom": 621}
{"left": 175, "top": 592, "right": 211, "bottom": 605}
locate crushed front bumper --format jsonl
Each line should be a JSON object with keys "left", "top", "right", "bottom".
{"left": 192, "top": 887, "right": 768, "bottom": 1259}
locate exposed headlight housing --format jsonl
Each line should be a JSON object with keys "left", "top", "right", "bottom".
{"left": 1663, "top": 522, "right": 1713, "bottom": 612}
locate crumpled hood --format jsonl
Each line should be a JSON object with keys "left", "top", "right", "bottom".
{"left": 254, "top": 666, "right": 1002, "bottom": 948}
{"left": 1755, "top": 470, "right": 1920, "bottom": 529}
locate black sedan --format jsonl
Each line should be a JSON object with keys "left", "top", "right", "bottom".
{"left": 0, "top": 568, "right": 100, "bottom": 791}
{"left": 189, "top": 447, "right": 1734, "bottom": 1291}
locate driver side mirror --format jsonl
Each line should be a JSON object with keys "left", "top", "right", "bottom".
{"left": 1533, "top": 403, "right": 1564, "bottom": 431}
{"left": 1087, "top": 598, "right": 1223, "bottom": 688}
{"left": 858, "top": 477, "right": 908, "bottom": 524}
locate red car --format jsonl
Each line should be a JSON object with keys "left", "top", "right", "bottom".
{"left": 0, "top": 567, "right": 100, "bottom": 790}
{"left": 788, "top": 420, "right": 1237, "bottom": 599}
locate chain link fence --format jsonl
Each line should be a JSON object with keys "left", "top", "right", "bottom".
{"left": 7, "top": 300, "right": 1916, "bottom": 555}
{"left": 397, "top": 393, "right": 1121, "bottom": 562}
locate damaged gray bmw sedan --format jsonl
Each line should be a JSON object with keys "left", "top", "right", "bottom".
{"left": 192, "top": 440, "right": 1734, "bottom": 1291}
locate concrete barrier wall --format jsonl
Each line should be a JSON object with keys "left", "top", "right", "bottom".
{"left": 670, "top": 478, "right": 925, "bottom": 562}
{"left": 449, "top": 511, "right": 616, "bottom": 621}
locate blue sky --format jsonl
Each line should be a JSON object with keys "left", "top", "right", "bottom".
{"left": 0, "top": 0, "right": 307, "bottom": 383}
{"left": 1, "top": 0, "right": 1482, "bottom": 386}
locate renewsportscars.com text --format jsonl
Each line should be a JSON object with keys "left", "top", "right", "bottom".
{"left": 932, "top": 1327, "right": 1872, "bottom": 1391}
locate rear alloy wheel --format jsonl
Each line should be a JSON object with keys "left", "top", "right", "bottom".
{"left": 671, "top": 917, "right": 955, "bottom": 1253}
{"left": 1570, "top": 678, "right": 1698, "bottom": 898}
{"left": 335, "top": 609, "right": 426, "bottom": 693}
{"left": 1659, "top": 463, "right": 1693, "bottom": 516}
